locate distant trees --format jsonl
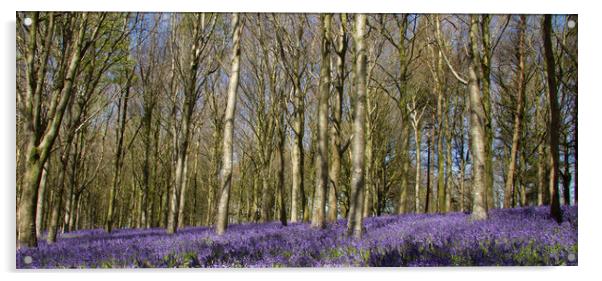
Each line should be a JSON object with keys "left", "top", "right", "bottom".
{"left": 16, "top": 13, "right": 576, "bottom": 247}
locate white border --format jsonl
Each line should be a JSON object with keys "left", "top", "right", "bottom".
{"left": 2, "top": 1, "right": 599, "bottom": 281}
{"left": 10, "top": 0, "right": 580, "bottom": 13}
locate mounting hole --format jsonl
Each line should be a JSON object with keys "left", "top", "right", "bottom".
{"left": 23, "top": 255, "right": 32, "bottom": 264}
{"left": 23, "top": 17, "right": 32, "bottom": 26}
{"left": 567, "top": 20, "right": 576, "bottom": 29}
{"left": 568, "top": 253, "right": 576, "bottom": 262}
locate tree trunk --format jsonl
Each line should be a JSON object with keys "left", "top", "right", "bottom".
{"left": 363, "top": 89, "right": 374, "bottom": 218}
{"left": 467, "top": 15, "right": 488, "bottom": 220}
{"left": 311, "top": 13, "right": 331, "bottom": 229}
{"left": 177, "top": 156, "right": 189, "bottom": 229}
{"left": 434, "top": 44, "right": 446, "bottom": 213}
{"left": 215, "top": 13, "right": 242, "bottom": 235}
{"left": 504, "top": 15, "right": 526, "bottom": 209}
{"left": 35, "top": 163, "right": 49, "bottom": 238}
{"left": 425, "top": 125, "right": 433, "bottom": 214}
{"left": 445, "top": 113, "right": 453, "bottom": 212}
{"left": 542, "top": 15, "right": 563, "bottom": 223}
{"left": 277, "top": 117, "right": 288, "bottom": 226}
{"left": 480, "top": 15, "right": 495, "bottom": 211}
{"left": 260, "top": 167, "right": 272, "bottom": 222}
{"left": 290, "top": 86, "right": 305, "bottom": 223}
{"left": 328, "top": 14, "right": 347, "bottom": 222}
{"left": 346, "top": 14, "right": 367, "bottom": 239}
{"left": 398, "top": 123, "right": 410, "bottom": 214}
{"left": 413, "top": 119, "right": 422, "bottom": 214}
{"left": 46, "top": 186, "right": 63, "bottom": 244}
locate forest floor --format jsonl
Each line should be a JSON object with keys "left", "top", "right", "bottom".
{"left": 17, "top": 206, "right": 577, "bottom": 268}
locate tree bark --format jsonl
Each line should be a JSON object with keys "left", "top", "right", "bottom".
{"left": 409, "top": 99, "right": 423, "bottom": 214}
{"left": 398, "top": 123, "right": 410, "bottom": 214}
{"left": 290, "top": 86, "right": 305, "bottom": 223}
{"left": 480, "top": 15, "right": 495, "bottom": 211}
{"left": 425, "top": 124, "right": 433, "bottom": 213}
{"left": 347, "top": 14, "right": 367, "bottom": 239}
{"left": 311, "top": 13, "right": 331, "bottom": 228}
{"left": 215, "top": 13, "right": 242, "bottom": 235}
{"left": 35, "top": 162, "right": 49, "bottom": 238}
{"left": 467, "top": 15, "right": 488, "bottom": 220}
{"left": 277, "top": 113, "right": 288, "bottom": 226}
{"left": 328, "top": 14, "right": 347, "bottom": 222}
{"left": 542, "top": 15, "right": 563, "bottom": 223}
{"left": 177, "top": 155, "right": 189, "bottom": 229}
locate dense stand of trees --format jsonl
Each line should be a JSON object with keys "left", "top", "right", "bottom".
{"left": 16, "top": 13, "right": 577, "bottom": 248}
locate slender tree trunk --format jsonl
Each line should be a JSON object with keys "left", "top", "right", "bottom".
{"left": 504, "top": 15, "right": 526, "bottom": 209}
{"left": 445, "top": 113, "right": 453, "bottom": 212}
{"left": 425, "top": 125, "right": 433, "bottom": 214}
{"left": 311, "top": 13, "right": 331, "bottom": 229}
{"left": 562, "top": 136, "right": 571, "bottom": 205}
{"left": 69, "top": 193, "right": 79, "bottom": 231}
{"left": 435, "top": 49, "right": 446, "bottom": 213}
{"left": 398, "top": 123, "right": 410, "bottom": 214}
{"left": 260, "top": 167, "right": 272, "bottom": 222}
{"left": 412, "top": 118, "right": 422, "bottom": 214}
{"left": 468, "top": 15, "right": 488, "bottom": 220}
{"left": 215, "top": 13, "right": 242, "bottom": 235}
{"left": 47, "top": 156, "right": 69, "bottom": 244}
{"left": 459, "top": 134, "right": 466, "bottom": 212}
{"left": 537, "top": 143, "right": 546, "bottom": 206}
{"left": 35, "top": 163, "right": 49, "bottom": 238}
{"left": 277, "top": 119, "right": 288, "bottom": 226}
{"left": 106, "top": 70, "right": 132, "bottom": 233}
{"left": 542, "top": 15, "right": 563, "bottom": 223}
{"left": 480, "top": 15, "right": 495, "bottom": 211}
{"left": 291, "top": 86, "right": 305, "bottom": 223}
{"left": 363, "top": 89, "right": 374, "bottom": 218}
{"left": 328, "top": 14, "right": 347, "bottom": 222}
{"left": 347, "top": 14, "right": 367, "bottom": 239}
{"left": 141, "top": 95, "right": 154, "bottom": 229}
{"left": 177, "top": 156, "right": 189, "bottom": 229}
{"left": 46, "top": 186, "right": 63, "bottom": 244}
{"left": 207, "top": 126, "right": 222, "bottom": 226}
